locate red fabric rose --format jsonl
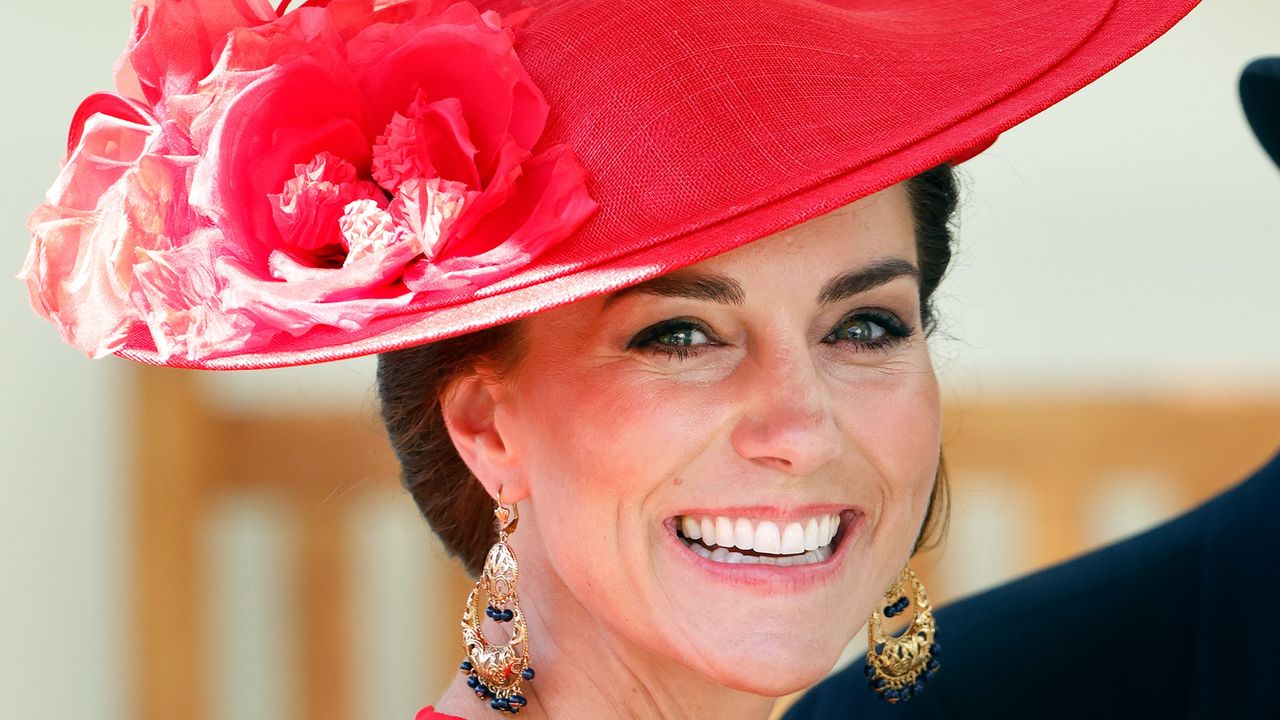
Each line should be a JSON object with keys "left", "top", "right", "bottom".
{"left": 22, "top": 0, "right": 597, "bottom": 361}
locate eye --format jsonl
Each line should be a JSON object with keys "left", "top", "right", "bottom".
{"left": 627, "top": 318, "right": 716, "bottom": 360}
{"left": 824, "top": 310, "right": 913, "bottom": 351}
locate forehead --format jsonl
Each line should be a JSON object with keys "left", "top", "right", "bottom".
{"left": 683, "top": 183, "right": 916, "bottom": 277}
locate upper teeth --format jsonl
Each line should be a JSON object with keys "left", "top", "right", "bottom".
{"left": 678, "top": 513, "right": 841, "bottom": 555}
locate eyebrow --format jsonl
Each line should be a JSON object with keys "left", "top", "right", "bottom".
{"left": 816, "top": 258, "right": 920, "bottom": 305}
{"left": 602, "top": 273, "right": 746, "bottom": 308}
{"left": 601, "top": 257, "right": 919, "bottom": 309}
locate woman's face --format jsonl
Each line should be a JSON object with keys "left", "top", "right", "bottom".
{"left": 488, "top": 182, "right": 940, "bottom": 695}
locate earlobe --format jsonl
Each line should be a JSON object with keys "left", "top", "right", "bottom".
{"left": 440, "top": 374, "right": 530, "bottom": 503}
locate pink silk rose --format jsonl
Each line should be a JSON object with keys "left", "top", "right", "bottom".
{"left": 22, "top": 0, "right": 597, "bottom": 362}
{"left": 21, "top": 95, "right": 201, "bottom": 358}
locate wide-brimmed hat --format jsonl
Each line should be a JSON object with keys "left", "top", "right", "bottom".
{"left": 20, "top": 0, "right": 1201, "bottom": 370}
{"left": 1242, "top": 57, "right": 1280, "bottom": 169}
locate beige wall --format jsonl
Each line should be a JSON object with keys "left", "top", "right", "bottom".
{"left": 1, "top": 1, "right": 1278, "bottom": 718}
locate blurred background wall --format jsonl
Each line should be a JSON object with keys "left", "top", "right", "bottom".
{"left": 2, "top": 1, "right": 1278, "bottom": 719}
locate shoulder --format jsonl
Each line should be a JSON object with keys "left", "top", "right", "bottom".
{"left": 785, "top": 449, "right": 1280, "bottom": 720}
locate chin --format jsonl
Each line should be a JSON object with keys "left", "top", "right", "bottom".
{"left": 703, "top": 650, "right": 842, "bottom": 697}
{"left": 680, "top": 623, "right": 857, "bottom": 697}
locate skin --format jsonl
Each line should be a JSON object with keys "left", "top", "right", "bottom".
{"left": 436, "top": 182, "right": 941, "bottom": 720}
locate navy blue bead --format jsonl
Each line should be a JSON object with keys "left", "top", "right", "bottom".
{"left": 521, "top": 667, "right": 535, "bottom": 680}
{"left": 510, "top": 695, "right": 527, "bottom": 706}
{"left": 924, "top": 669, "right": 937, "bottom": 681}
{"left": 460, "top": 660, "right": 473, "bottom": 672}
{"left": 503, "top": 609, "right": 515, "bottom": 622}
{"left": 884, "top": 689, "right": 900, "bottom": 701}
{"left": 869, "top": 677, "right": 886, "bottom": 690}
{"left": 466, "top": 676, "right": 479, "bottom": 689}
{"left": 490, "top": 698, "right": 505, "bottom": 710}
{"left": 883, "top": 606, "right": 897, "bottom": 618}
{"left": 927, "top": 658, "right": 940, "bottom": 671}
{"left": 912, "top": 680, "right": 926, "bottom": 695}
{"left": 862, "top": 663, "right": 876, "bottom": 678}
{"left": 930, "top": 642, "right": 942, "bottom": 657}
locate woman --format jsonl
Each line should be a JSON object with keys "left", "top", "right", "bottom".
{"left": 18, "top": 0, "right": 1201, "bottom": 718}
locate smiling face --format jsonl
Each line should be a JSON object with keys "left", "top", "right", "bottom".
{"left": 450, "top": 182, "right": 941, "bottom": 697}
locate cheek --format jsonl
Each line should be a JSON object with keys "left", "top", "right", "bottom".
{"left": 515, "top": 365, "right": 726, "bottom": 488}
{"left": 506, "top": 369, "right": 715, "bottom": 556}
{"left": 838, "top": 365, "right": 941, "bottom": 544}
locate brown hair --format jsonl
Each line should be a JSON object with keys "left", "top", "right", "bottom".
{"left": 378, "top": 165, "right": 959, "bottom": 576}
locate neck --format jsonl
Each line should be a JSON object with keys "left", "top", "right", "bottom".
{"left": 435, "top": 565, "right": 779, "bottom": 720}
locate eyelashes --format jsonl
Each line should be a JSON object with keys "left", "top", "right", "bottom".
{"left": 625, "top": 310, "right": 915, "bottom": 361}
{"left": 626, "top": 317, "right": 715, "bottom": 361}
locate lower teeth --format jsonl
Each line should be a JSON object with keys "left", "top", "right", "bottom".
{"left": 682, "top": 539, "right": 831, "bottom": 566}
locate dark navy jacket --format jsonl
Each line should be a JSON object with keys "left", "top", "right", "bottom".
{"left": 785, "top": 449, "right": 1280, "bottom": 720}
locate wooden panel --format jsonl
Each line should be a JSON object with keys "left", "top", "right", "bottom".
{"left": 933, "top": 398, "right": 1280, "bottom": 570}
{"left": 216, "top": 414, "right": 400, "bottom": 496}
{"left": 297, "top": 499, "right": 352, "bottom": 720}
{"left": 133, "top": 367, "right": 215, "bottom": 720}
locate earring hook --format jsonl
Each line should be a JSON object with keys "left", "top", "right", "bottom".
{"left": 495, "top": 485, "right": 519, "bottom": 536}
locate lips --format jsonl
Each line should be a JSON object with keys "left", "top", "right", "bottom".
{"left": 674, "top": 512, "right": 845, "bottom": 566}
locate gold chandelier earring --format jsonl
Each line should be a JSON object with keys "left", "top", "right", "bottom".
{"left": 459, "top": 491, "right": 534, "bottom": 715}
{"left": 864, "top": 566, "right": 940, "bottom": 702}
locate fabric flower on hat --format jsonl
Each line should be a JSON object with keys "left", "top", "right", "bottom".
{"left": 21, "top": 0, "right": 597, "bottom": 362}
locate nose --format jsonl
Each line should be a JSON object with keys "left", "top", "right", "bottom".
{"left": 729, "top": 345, "right": 842, "bottom": 476}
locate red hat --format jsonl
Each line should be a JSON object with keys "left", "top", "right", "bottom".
{"left": 20, "top": 0, "right": 1201, "bottom": 370}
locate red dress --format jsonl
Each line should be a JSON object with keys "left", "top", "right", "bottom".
{"left": 415, "top": 707, "right": 464, "bottom": 720}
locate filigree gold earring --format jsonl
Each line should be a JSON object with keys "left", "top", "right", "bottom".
{"left": 459, "top": 491, "right": 535, "bottom": 714}
{"left": 864, "top": 566, "right": 940, "bottom": 702}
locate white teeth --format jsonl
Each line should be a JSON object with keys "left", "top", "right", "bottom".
{"left": 733, "top": 518, "right": 754, "bottom": 550}
{"left": 780, "top": 522, "right": 805, "bottom": 555}
{"left": 715, "top": 517, "right": 735, "bottom": 549}
{"left": 681, "top": 516, "right": 701, "bottom": 540}
{"left": 804, "top": 518, "right": 820, "bottom": 551}
{"left": 677, "top": 512, "right": 847, "bottom": 559}
{"left": 753, "top": 521, "right": 781, "bottom": 554}
{"left": 702, "top": 544, "right": 831, "bottom": 566}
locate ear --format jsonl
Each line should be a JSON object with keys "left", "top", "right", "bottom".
{"left": 440, "top": 372, "right": 531, "bottom": 503}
